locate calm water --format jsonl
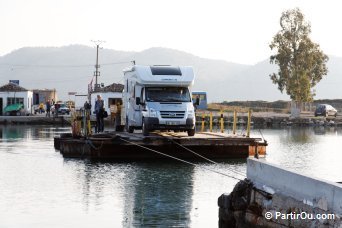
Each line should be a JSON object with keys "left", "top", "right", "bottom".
{"left": 0, "top": 125, "right": 342, "bottom": 227}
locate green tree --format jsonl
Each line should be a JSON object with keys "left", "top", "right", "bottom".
{"left": 269, "top": 8, "right": 328, "bottom": 103}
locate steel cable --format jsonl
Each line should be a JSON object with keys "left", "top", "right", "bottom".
{"left": 120, "top": 138, "right": 244, "bottom": 181}
{"left": 160, "top": 134, "right": 246, "bottom": 177}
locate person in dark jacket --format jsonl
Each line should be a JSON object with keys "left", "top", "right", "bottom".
{"left": 84, "top": 101, "right": 91, "bottom": 114}
{"left": 54, "top": 103, "right": 60, "bottom": 117}
{"left": 95, "top": 95, "right": 104, "bottom": 133}
{"left": 46, "top": 100, "right": 51, "bottom": 117}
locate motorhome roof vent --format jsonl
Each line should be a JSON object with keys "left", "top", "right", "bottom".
{"left": 150, "top": 66, "right": 182, "bottom": 76}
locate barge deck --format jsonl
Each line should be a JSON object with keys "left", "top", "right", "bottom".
{"left": 54, "top": 131, "right": 267, "bottom": 160}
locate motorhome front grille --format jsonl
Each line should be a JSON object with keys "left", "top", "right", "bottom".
{"left": 160, "top": 111, "right": 185, "bottom": 119}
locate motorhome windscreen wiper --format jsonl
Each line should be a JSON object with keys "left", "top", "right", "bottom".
{"left": 167, "top": 98, "right": 186, "bottom": 102}
{"left": 155, "top": 98, "right": 170, "bottom": 102}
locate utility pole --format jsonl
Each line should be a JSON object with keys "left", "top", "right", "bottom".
{"left": 91, "top": 40, "right": 105, "bottom": 91}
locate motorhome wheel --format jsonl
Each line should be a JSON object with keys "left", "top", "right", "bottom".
{"left": 187, "top": 129, "right": 195, "bottom": 136}
{"left": 142, "top": 118, "right": 149, "bottom": 136}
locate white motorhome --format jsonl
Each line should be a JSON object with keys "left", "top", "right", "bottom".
{"left": 121, "top": 65, "right": 197, "bottom": 136}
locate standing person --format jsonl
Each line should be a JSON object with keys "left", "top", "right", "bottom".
{"left": 95, "top": 95, "right": 104, "bottom": 133}
{"left": 115, "top": 101, "right": 121, "bottom": 130}
{"left": 110, "top": 101, "right": 118, "bottom": 125}
{"left": 39, "top": 102, "right": 44, "bottom": 114}
{"left": 54, "top": 102, "right": 60, "bottom": 117}
{"left": 83, "top": 100, "right": 92, "bottom": 135}
{"left": 84, "top": 101, "right": 91, "bottom": 114}
{"left": 194, "top": 95, "right": 200, "bottom": 111}
{"left": 46, "top": 100, "right": 51, "bottom": 117}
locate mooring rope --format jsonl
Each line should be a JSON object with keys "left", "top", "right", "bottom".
{"left": 258, "top": 129, "right": 267, "bottom": 143}
{"left": 160, "top": 134, "right": 246, "bottom": 177}
{"left": 85, "top": 139, "right": 104, "bottom": 150}
{"left": 120, "top": 138, "right": 244, "bottom": 181}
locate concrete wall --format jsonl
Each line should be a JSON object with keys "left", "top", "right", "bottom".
{"left": 218, "top": 158, "right": 342, "bottom": 227}
{"left": 247, "top": 158, "right": 342, "bottom": 215}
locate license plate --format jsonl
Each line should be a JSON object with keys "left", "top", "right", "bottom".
{"left": 166, "top": 121, "right": 179, "bottom": 125}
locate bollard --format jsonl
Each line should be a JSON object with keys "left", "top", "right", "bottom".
{"left": 220, "top": 109, "right": 224, "bottom": 133}
{"left": 201, "top": 113, "right": 205, "bottom": 132}
{"left": 86, "top": 110, "right": 91, "bottom": 136}
{"left": 247, "top": 108, "right": 252, "bottom": 138}
{"left": 254, "top": 142, "right": 259, "bottom": 159}
{"left": 83, "top": 110, "right": 87, "bottom": 136}
{"left": 233, "top": 109, "right": 237, "bottom": 135}
{"left": 210, "top": 112, "right": 213, "bottom": 132}
{"left": 77, "top": 119, "right": 82, "bottom": 136}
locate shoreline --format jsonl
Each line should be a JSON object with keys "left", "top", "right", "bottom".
{"left": 196, "top": 111, "right": 342, "bottom": 127}
{"left": 1, "top": 112, "right": 342, "bottom": 128}
{"left": 0, "top": 116, "right": 69, "bottom": 125}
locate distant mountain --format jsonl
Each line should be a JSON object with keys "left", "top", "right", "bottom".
{"left": 238, "top": 56, "right": 342, "bottom": 101}
{"left": 314, "top": 55, "right": 342, "bottom": 99}
{"left": 0, "top": 45, "right": 341, "bottom": 102}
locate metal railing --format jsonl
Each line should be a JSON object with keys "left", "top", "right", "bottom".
{"left": 198, "top": 109, "right": 253, "bottom": 137}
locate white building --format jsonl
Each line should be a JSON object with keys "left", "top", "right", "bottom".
{"left": 0, "top": 83, "right": 33, "bottom": 115}
{"left": 90, "top": 83, "right": 124, "bottom": 114}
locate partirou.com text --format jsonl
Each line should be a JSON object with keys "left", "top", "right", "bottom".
{"left": 264, "top": 211, "right": 335, "bottom": 220}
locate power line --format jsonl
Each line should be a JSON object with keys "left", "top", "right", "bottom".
{"left": 101, "top": 61, "right": 133, "bottom": 66}
{"left": 0, "top": 61, "right": 132, "bottom": 68}
{"left": 22, "top": 76, "right": 93, "bottom": 84}
{"left": 0, "top": 63, "right": 93, "bottom": 68}
{"left": 13, "top": 76, "right": 123, "bottom": 85}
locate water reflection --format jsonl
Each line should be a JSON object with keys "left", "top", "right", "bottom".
{"left": 0, "top": 125, "right": 26, "bottom": 139}
{"left": 1, "top": 125, "right": 342, "bottom": 227}
{"left": 129, "top": 163, "right": 194, "bottom": 227}
{"left": 283, "top": 127, "right": 314, "bottom": 143}
{"left": 0, "top": 125, "right": 71, "bottom": 141}
{"left": 63, "top": 159, "right": 195, "bottom": 227}
{"left": 256, "top": 126, "right": 342, "bottom": 183}
{"left": 312, "top": 126, "right": 340, "bottom": 135}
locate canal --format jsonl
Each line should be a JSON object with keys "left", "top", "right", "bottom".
{"left": 0, "top": 126, "right": 341, "bottom": 227}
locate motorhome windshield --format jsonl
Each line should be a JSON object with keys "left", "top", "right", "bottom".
{"left": 146, "top": 87, "right": 191, "bottom": 102}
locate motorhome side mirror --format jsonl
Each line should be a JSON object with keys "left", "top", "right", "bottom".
{"left": 136, "top": 97, "right": 141, "bottom": 105}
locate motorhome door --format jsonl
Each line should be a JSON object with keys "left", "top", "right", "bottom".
{"left": 129, "top": 85, "right": 142, "bottom": 127}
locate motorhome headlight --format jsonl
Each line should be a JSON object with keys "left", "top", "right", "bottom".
{"left": 149, "top": 109, "right": 157, "bottom": 117}
{"left": 187, "top": 110, "right": 194, "bottom": 118}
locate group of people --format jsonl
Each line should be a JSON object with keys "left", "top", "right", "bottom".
{"left": 44, "top": 95, "right": 120, "bottom": 133}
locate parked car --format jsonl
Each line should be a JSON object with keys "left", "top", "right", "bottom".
{"left": 4, "top": 104, "right": 25, "bottom": 116}
{"left": 51, "top": 103, "right": 70, "bottom": 115}
{"left": 314, "top": 104, "right": 337, "bottom": 117}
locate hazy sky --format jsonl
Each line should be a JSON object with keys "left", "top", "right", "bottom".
{"left": 1, "top": 0, "right": 342, "bottom": 65}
